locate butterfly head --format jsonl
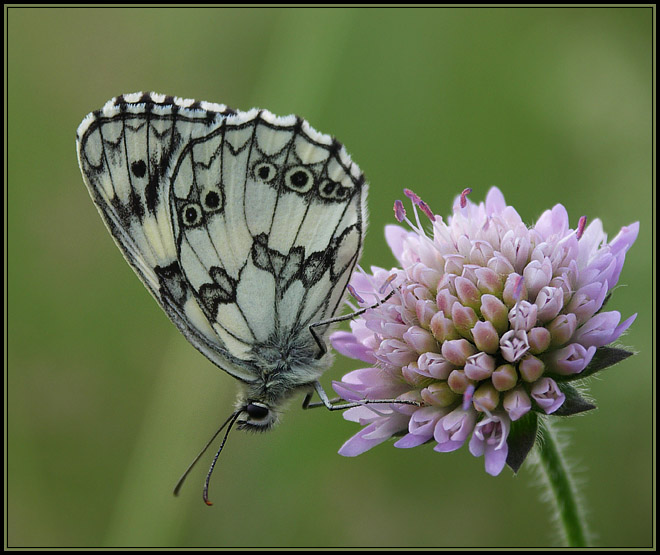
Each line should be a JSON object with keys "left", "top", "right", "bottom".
{"left": 238, "top": 400, "right": 277, "bottom": 431}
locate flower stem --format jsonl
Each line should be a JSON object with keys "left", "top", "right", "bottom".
{"left": 537, "top": 418, "right": 589, "bottom": 547}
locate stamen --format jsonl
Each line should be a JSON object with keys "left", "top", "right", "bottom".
{"left": 356, "top": 265, "right": 383, "bottom": 303}
{"left": 462, "top": 383, "right": 475, "bottom": 411}
{"left": 347, "top": 283, "right": 366, "bottom": 304}
{"left": 418, "top": 200, "right": 436, "bottom": 222}
{"left": 393, "top": 199, "right": 406, "bottom": 222}
{"left": 460, "top": 188, "right": 472, "bottom": 209}
{"left": 343, "top": 298, "right": 358, "bottom": 312}
{"left": 404, "top": 188, "right": 421, "bottom": 204}
{"left": 379, "top": 274, "right": 397, "bottom": 294}
{"left": 576, "top": 215, "right": 587, "bottom": 240}
{"left": 512, "top": 275, "right": 524, "bottom": 302}
{"left": 403, "top": 188, "right": 434, "bottom": 223}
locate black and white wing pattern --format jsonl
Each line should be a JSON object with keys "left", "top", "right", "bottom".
{"left": 76, "top": 92, "right": 367, "bottom": 389}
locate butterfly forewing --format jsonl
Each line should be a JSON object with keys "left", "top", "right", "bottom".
{"left": 77, "top": 92, "right": 367, "bottom": 390}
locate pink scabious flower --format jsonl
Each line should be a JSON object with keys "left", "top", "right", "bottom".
{"left": 331, "top": 187, "right": 637, "bottom": 476}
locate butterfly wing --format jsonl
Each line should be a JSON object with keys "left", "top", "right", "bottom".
{"left": 76, "top": 92, "right": 259, "bottom": 383}
{"left": 171, "top": 108, "right": 367, "bottom": 362}
{"left": 77, "top": 93, "right": 366, "bottom": 385}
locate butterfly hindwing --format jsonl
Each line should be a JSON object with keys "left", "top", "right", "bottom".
{"left": 77, "top": 93, "right": 259, "bottom": 383}
{"left": 77, "top": 92, "right": 367, "bottom": 390}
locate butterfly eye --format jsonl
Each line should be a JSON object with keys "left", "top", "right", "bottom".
{"left": 284, "top": 167, "right": 314, "bottom": 193}
{"left": 181, "top": 203, "right": 203, "bottom": 227}
{"left": 253, "top": 162, "right": 277, "bottom": 183}
{"left": 246, "top": 402, "right": 269, "bottom": 420}
{"left": 202, "top": 190, "right": 223, "bottom": 212}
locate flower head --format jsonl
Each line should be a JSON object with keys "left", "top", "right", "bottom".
{"left": 331, "top": 187, "right": 637, "bottom": 475}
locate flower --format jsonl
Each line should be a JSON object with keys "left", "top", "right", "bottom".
{"left": 331, "top": 187, "right": 638, "bottom": 475}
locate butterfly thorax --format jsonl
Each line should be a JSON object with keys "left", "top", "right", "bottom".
{"left": 235, "top": 329, "right": 330, "bottom": 430}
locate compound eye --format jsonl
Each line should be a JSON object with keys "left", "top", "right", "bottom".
{"left": 246, "top": 402, "right": 269, "bottom": 420}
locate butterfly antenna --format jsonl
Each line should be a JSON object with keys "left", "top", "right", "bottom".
{"left": 202, "top": 410, "right": 241, "bottom": 506}
{"left": 173, "top": 409, "right": 241, "bottom": 499}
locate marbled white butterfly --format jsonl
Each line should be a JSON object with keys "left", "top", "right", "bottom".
{"left": 76, "top": 92, "right": 370, "bottom": 503}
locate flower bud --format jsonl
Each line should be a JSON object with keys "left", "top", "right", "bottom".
{"left": 508, "top": 301, "right": 538, "bottom": 331}
{"left": 549, "top": 273, "right": 573, "bottom": 306}
{"left": 491, "top": 363, "right": 518, "bottom": 391}
{"left": 503, "top": 273, "right": 527, "bottom": 306}
{"left": 403, "top": 325, "right": 438, "bottom": 354}
{"left": 442, "top": 338, "right": 478, "bottom": 366}
{"left": 475, "top": 267, "right": 502, "bottom": 295}
{"left": 480, "top": 294, "right": 509, "bottom": 334}
{"left": 500, "top": 228, "right": 531, "bottom": 273}
{"left": 468, "top": 240, "right": 494, "bottom": 267}
{"left": 488, "top": 252, "right": 515, "bottom": 276}
{"left": 464, "top": 352, "right": 496, "bottom": 381}
{"left": 415, "top": 299, "right": 437, "bottom": 329}
{"left": 447, "top": 369, "right": 473, "bottom": 394}
{"left": 547, "top": 313, "right": 578, "bottom": 347}
{"left": 421, "top": 382, "right": 458, "bottom": 407}
{"left": 528, "top": 326, "right": 551, "bottom": 354}
{"left": 430, "top": 311, "right": 459, "bottom": 342}
{"left": 503, "top": 387, "right": 531, "bottom": 421}
{"left": 472, "top": 320, "right": 500, "bottom": 353}
{"left": 444, "top": 254, "right": 465, "bottom": 275}
{"left": 409, "top": 264, "right": 442, "bottom": 291}
{"left": 523, "top": 257, "right": 553, "bottom": 300}
{"left": 436, "top": 288, "right": 459, "bottom": 315}
{"left": 417, "top": 352, "right": 453, "bottom": 379}
{"left": 500, "top": 329, "right": 530, "bottom": 362}
{"left": 451, "top": 303, "right": 479, "bottom": 339}
{"left": 519, "top": 354, "right": 545, "bottom": 382}
{"left": 455, "top": 276, "right": 481, "bottom": 311}
{"left": 472, "top": 382, "right": 500, "bottom": 413}
{"left": 535, "top": 286, "right": 564, "bottom": 322}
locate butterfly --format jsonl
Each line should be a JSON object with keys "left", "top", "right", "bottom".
{"left": 76, "top": 92, "right": 369, "bottom": 502}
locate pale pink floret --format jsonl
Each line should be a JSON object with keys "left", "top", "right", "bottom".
{"left": 468, "top": 413, "right": 510, "bottom": 476}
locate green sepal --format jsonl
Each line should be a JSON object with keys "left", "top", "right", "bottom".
{"left": 506, "top": 411, "right": 538, "bottom": 474}
{"left": 552, "top": 382, "right": 596, "bottom": 416}
{"left": 552, "top": 345, "right": 634, "bottom": 383}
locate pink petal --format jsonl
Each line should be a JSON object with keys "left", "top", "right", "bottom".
{"left": 384, "top": 224, "right": 410, "bottom": 265}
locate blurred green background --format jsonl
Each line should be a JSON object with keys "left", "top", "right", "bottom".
{"left": 6, "top": 6, "right": 653, "bottom": 548}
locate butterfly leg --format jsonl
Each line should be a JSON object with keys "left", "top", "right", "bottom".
{"left": 302, "top": 381, "right": 421, "bottom": 411}
{"left": 308, "top": 290, "right": 396, "bottom": 359}
{"left": 302, "top": 388, "right": 341, "bottom": 410}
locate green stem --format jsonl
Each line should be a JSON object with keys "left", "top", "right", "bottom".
{"left": 537, "top": 418, "right": 589, "bottom": 547}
